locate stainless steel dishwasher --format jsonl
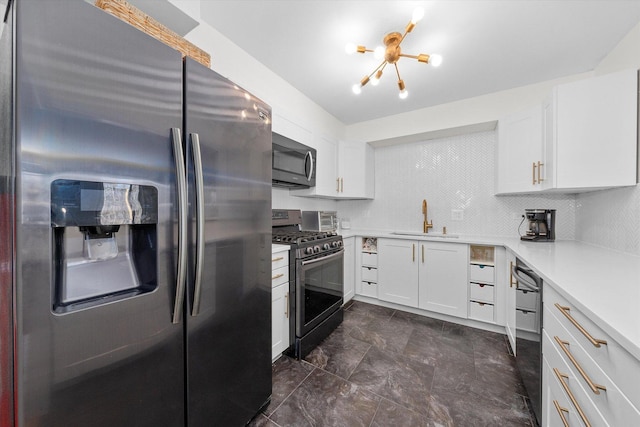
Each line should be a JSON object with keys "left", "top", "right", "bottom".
{"left": 511, "top": 259, "right": 543, "bottom": 426}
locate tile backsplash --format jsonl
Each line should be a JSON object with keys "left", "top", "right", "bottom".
{"left": 338, "top": 131, "right": 577, "bottom": 240}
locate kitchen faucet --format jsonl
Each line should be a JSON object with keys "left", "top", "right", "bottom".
{"left": 422, "top": 199, "right": 433, "bottom": 233}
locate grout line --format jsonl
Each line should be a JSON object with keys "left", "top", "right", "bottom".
{"left": 264, "top": 358, "right": 316, "bottom": 419}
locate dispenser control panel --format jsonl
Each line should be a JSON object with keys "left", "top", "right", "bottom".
{"left": 51, "top": 179, "right": 158, "bottom": 227}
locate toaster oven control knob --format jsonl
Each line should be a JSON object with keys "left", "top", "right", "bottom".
{"left": 313, "top": 245, "right": 321, "bottom": 253}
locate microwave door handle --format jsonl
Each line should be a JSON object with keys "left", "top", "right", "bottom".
{"left": 171, "top": 128, "right": 187, "bottom": 324}
{"left": 190, "top": 133, "right": 205, "bottom": 317}
{"left": 305, "top": 151, "right": 314, "bottom": 182}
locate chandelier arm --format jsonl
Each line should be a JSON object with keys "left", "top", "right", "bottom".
{"left": 394, "top": 63, "right": 402, "bottom": 81}
{"left": 367, "top": 60, "right": 388, "bottom": 79}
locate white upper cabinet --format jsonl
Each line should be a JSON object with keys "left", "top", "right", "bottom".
{"left": 335, "top": 140, "right": 374, "bottom": 199}
{"left": 495, "top": 106, "right": 544, "bottom": 194}
{"left": 496, "top": 69, "right": 638, "bottom": 194}
{"left": 546, "top": 68, "right": 638, "bottom": 191}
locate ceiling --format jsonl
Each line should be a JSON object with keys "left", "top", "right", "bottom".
{"left": 195, "top": 1, "right": 640, "bottom": 125}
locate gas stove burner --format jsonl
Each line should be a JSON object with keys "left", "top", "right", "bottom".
{"left": 272, "top": 230, "right": 338, "bottom": 245}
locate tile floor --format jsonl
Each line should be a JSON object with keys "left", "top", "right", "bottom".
{"left": 250, "top": 300, "right": 536, "bottom": 427}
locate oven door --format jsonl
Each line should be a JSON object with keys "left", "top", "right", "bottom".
{"left": 296, "top": 249, "right": 344, "bottom": 337}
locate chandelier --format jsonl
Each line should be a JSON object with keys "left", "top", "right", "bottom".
{"left": 346, "top": 7, "right": 442, "bottom": 99}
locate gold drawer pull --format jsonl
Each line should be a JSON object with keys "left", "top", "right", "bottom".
{"left": 554, "top": 368, "right": 592, "bottom": 427}
{"left": 421, "top": 245, "right": 424, "bottom": 263}
{"left": 272, "top": 256, "right": 284, "bottom": 262}
{"left": 555, "top": 303, "right": 607, "bottom": 348}
{"left": 537, "top": 160, "right": 544, "bottom": 182}
{"left": 285, "top": 292, "right": 289, "bottom": 318}
{"left": 553, "top": 400, "right": 570, "bottom": 427}
{"left": 412, "top": 244, "right": 415, "bottom": 262}
{"left": 272, "top": 273, "right": 284, "bottom": 280}
{"left": 532, "top": 162, "right": 537, "bottom": 185}
{"left": 554, "top": 336, "right": 606, "bottom": 395}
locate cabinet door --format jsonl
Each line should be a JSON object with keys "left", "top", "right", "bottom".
{"left": 272, "top": 283, "right": 289, "bottom": 360}
{"left": 343, "top": 237, "right": 355, "bottom": 303}
{"left": 495, "top": 106, "right": 543, "bottom": 194}
{"left": 505, "top": 251, "right": 517, "bottom": 355}
{"left": 553, "top": 69, "right": 638, "bottom": 189}
{"left": 337, "top": 140, "right": 374, "bottom": 199}
{"left": 418, "top": 242, "right": 468, "bottom": 318}
{"left": 377, "top": 239, "right": 418, "bottom": 307}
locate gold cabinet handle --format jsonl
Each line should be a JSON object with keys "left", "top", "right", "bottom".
{"left": 336, "top": 177, "right": 340, "bottom": 192}
{"left": 553, "top": 400, "right": 570, "bottom": 427}
{"left": 509, "top": 261, "right": 516, "bottom": 288}
{"left": 272, "top": 256, "right": 284, "bottom": 262}
{"left": 272, "top": 273, "right": 284, "bottom": 280}
{"left": 554, "top": 336, "right": 606, "bottom": 395}
{"left": 412, "top": 244, "right": 415, "bottom": 262}
{"left": 421, "top": 245, "right": 424, "bottom": 263}
{"left": 285, "top": 292, "right": 289, "bottom": 318}
{"left": 554, "top": 368, "right": 592, "bottom": 427}
{"left": 532, "top": 162, "right": 537, "bottom": 184}
{"left": 340, "top": 177, "right": 344, "bottom": 192}
{"left": 537, "top": 160, "right": 544, "bottom": 182}
{"left": 555, "top": 303, "right": 607, "bottom": 348}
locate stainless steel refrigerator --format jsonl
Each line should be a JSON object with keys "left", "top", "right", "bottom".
{"left": 0, "top": 1, "right": 272, "bottom": 425}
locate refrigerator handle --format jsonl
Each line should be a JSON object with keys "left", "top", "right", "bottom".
{"left": 171, "top": 128, "right": 187, "bottom": 324}
{"left": 190, "top": 133, "right": 205, "bottom": 316}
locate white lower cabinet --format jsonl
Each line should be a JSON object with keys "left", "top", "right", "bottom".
{"left": 377, "top": 238, "right": 467, "bottom": 317}
{"left": 343, "top": 237, "right": 355, "bottom": 303}
{"left": 419, "top": 242, "right": 468, "bottom": 318}
{"left": 542, "top": 284, "right": 640, "bottom": 426}
{"left": 271, "top": 249, "right": 290, "bottom": 360}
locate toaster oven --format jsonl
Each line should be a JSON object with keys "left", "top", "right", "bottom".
{"left": 301, "top": 211, "right": 338, "bottom": 232}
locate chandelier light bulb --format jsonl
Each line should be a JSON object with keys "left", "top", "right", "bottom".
{"left": 371, "top": 76, "right": 380, "bottom": 86}
{"left": 429, "top": 54, "right": 443, "bottom": 67}
{"left": 352, "top": 83, "right": 362, "bottom": 95}
{"left": 399, "top": 89, "right": 409, "bottom": 99}
{"left": 345, "top": 43, "right": 357, "bottom": 54}
{"left": 411, "top": 7, "right": 425, "bottom": 24}
{"left": 374, "top": 46, "right": 385, "bottom": 59}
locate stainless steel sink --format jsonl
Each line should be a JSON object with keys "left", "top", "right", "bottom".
{"left": 390, "top": 231, "right": 459, "bottom": 238}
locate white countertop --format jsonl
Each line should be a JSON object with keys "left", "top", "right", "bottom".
{"left": 341, "top": 229, "right": 640, "bottom": 360}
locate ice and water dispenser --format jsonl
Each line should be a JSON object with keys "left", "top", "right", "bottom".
{"left": 51, "top": 180, "right": 158, "bottom": 312}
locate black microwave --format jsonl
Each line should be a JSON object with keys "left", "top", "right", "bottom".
{"left": 272, "top": 132, "right": 316, "bottom": 188}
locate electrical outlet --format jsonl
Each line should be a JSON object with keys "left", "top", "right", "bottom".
{"left": 451, "top": 209, "right": 464, "bottom": 221}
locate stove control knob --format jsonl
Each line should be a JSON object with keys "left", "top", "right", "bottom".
{"left": 305, "top": 247, "right": 314, "bottom": 255}
{"left": 314, "top": 245, "right": 321, "bottom": 253}
{"left": 337, "top": 240, "right": 343, "bottom": 247}
{"left": 331, "top": 241, "right": 338, "bottom": 248}
{"left": 323, "top": 243, "right": 330, "bottom": 250}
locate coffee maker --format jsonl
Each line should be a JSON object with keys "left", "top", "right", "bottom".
{"left": 521, "top": 209, "right": 556, "bottom": 242}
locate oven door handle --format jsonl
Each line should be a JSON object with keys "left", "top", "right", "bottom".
{"left": 301, "top": 249, "right": 344, "bottom": 266}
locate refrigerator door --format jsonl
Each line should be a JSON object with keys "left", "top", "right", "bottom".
{"left": 15, "top": 1, "right": 184, "bottom": 425}
{"left": 184, "top": 58, "right": 272, "bottom": 426}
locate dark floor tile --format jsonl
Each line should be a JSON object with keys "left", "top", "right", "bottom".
{"left": 247, "top": 413, "right": 279, "bottom": 427}
{"left": 474, "top": 350, "right": 527, "bottom": 398}
{"left": 346, "top": 300, "right": 396, "bottom": 321}
{"left": 342, "top": 309, "right": 375, "bottom": 331}
{"left": 349, "top": 316, "right": 414, "bottom": 354}
{"left": 390, "top": 310, "right": 445, "bottom": 333}
{"left": 265, "top": 355, "right": 314, "bottom": 416}
{"left": 269, "top": 368, "right": 380, "bottom": 427}
{"left": 349, "top": 347, "right": 435, "bottom": 415}
{"left": 304, "top": 325, "right": 371, "bottom": 379}
{"left": 371, "top": 398, "right": 432, "bottom": 427}
{"left": 428, "top": 387, "right": 533, "bottom": 427}
{"left": 469, "top": 327, "right": 511, "bottom": 356}
{"left": 439, "top": 322, "right": 475, "bottom": 355}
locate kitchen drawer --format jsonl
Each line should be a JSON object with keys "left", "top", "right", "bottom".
{"left": 545, "top": 284, "right": 640, "bottom": 408}
{"left": 360, "top": 281, "right": 378, "bottom": 298}
{"left": 468, "top": 300, "right": 495, "bottom": 323}
{"left": 272, "top": 251, "right": 289, "bottom": 270}
{"left": 362, "top": 252, "right": 378, "bottom": 267}
{"left": 469, "top": 282, "right": 494, "bottom": 303}
{"left": 515, "top": 288, "right": 538, "bottom": 311}
{"left": 469, "top": 264, "right": 494, "bottom": 283}
{"left": 271, "top": 265, "right": 289, "bottom": 288}
{"left": 544, "top": 303, "right": 640, "bottom": 425}
{"left": 543, "top": 331, "right": 609, "bottom": 427}
{"left": 361, "top": 266, "right": 377, "bottom": 283}
{"left": 516, "top": 309, "right": 538, "bottom": 332}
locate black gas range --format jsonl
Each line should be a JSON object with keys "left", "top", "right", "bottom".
{"left": 272, "top": 209, "right": 344, "bottom": 359}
